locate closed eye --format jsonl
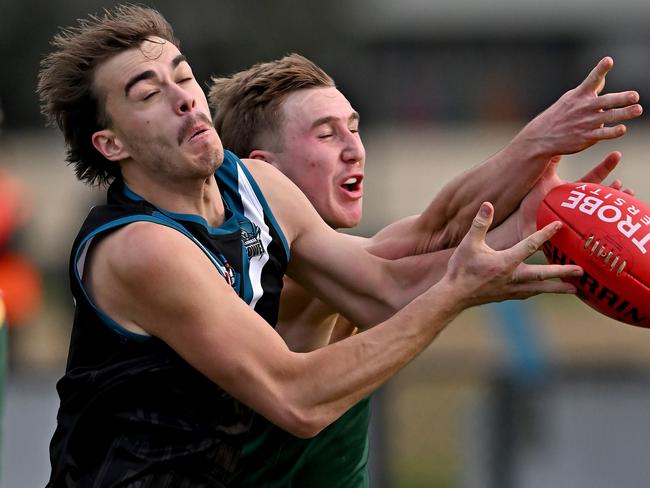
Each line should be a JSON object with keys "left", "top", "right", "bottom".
{"left": 143, "top": 91, "right": 159, "bottom": 101}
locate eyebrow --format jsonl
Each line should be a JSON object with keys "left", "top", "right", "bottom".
{"left": 310, "top": 111, "right": 360, "bottom": 129}
{"left": 124, "top": 54, "right": 188, "bottom": 97}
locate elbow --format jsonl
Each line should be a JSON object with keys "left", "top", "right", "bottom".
{"left": 275, "top": 403, "right": 331, "bottom": 439}
{"left": 259, "top": 357, "right": 337, "bottom": 438}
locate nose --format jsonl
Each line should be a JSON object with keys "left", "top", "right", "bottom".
{"left": 342, "top": 130, "right": 365, "bottom": 165}
{"left": 174, "top": 85, "right": 196, "bottom": 115}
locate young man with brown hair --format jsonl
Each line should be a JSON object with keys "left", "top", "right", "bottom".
{"left": 37, "top": 4, "right": 635, "bottom": 486}
{"left": 208, "top": 53, "right": 641, "bottom": 485}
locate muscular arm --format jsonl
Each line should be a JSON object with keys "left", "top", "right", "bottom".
{"left": 88, "top": 203, "right": 580, "bottom": 438}
{"left": 277, "top": 242, "right": 454, "bottom": 350}
{"left": 366, "top": 57, "right": 642, "bottom": 260}
{"left": 280, "top": 151, "right": 629, "bottom": 348}
{"left": 247, "top": 158, "right": 468, "bottom": 327}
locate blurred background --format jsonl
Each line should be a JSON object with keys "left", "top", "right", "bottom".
{"left": 2, "top": 0, "right": 650, "bottom": 486}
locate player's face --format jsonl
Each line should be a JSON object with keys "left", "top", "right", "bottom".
{"left": 93, "top": 37, "right": 223, "bottom": 181}
{"left": 274, "top": 87, "right": 365, "bottom": 229}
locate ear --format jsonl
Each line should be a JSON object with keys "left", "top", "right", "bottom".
{"left": 248, "top": 149, "right": 277, "bottom": 166}
{"left": 92, "top": 129, "right": 130, "bottom": 161}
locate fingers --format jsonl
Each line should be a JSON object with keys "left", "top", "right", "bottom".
{"left": 509, "top": 221, "right": 562, "bottom": 261}
{"left": 587, "top": 90, "right": 642, "bottom": 138}
{"left": 609, "top": 179, "right": 623, "bottom": 190}
{"left": 513, "top": 262, "right": 582, "bottom": 283}
{"left": 579, "top": 56, "right": 613, "bottom": 95}
{"left": 506, "top": 262, "right": 582, "bottom": 298}
{"left": 600, "top": 102, "right": 643, "bottom": 125}
{"left": 594, "top": 91, "right": 641, "bottom": 111}
{"left": 585, "top": 124, "right": 627, "bottom": 141}
{"left": 578, "top": 151, "right": 621, "bottom": 183}
{"left": 607, "top": 179, "right": 635, "bottom": 196}
{"left": 577, "top": 154, "right": 634, "bottom": 195}
{"left": 509, "top": 279, "right": 579, "bottom": 297}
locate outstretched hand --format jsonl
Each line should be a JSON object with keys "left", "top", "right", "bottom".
{"left": 510, "top": 151, "right": 634, "bottom": 242}
{"left": 444, "top": 202, "right": 581, "bottom": 309}
{"left": 515, "top": 56, "right": 642, "bottom": 157}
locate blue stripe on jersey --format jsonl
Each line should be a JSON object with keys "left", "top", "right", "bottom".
{"left": 73, "top": 214, "right": 232, "bottom": 340}
{"left": 217, "top": 151, "right": 244, "bottom": 214}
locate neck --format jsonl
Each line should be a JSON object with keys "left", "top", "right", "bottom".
{"left": 122, "top": 170, "right": 226, "bottom": 227}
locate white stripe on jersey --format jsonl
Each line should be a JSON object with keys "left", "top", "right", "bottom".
{"left": 237, "top": 165, "right": 272, "bottom": 310}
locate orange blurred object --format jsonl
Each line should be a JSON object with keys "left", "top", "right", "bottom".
{"left": 0, "top": 253, "right": 42, "bottom": 327}
{"left": 0, "top": 170, "right": 33, "bottom": 248}
{"left": 0, "top": 292, "right": 5, "bottom": 325}
{"left": 0, "top": 189, "right": 18, "bottom": 249}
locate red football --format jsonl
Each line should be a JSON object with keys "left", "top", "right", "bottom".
{"left": 537, "top": 182, "right": 650, "bottom": 328}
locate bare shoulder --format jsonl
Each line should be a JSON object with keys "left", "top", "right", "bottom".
{"left": 88, "top": 220, "right": 234, "bottom": 337}
{"left": 241, "top": 158, "right": 304, "bottom": 204}
{"left": 97, "top": 221, "right": 195, "bottom": 281}
{"left": 241, "top": 158, "right": 320, "bottom": 244}
{"left": 91, "top": 221, "right": 225, "bottom": 309}
{"left": 241, "top": 157, "right": 285, "bottom": 180}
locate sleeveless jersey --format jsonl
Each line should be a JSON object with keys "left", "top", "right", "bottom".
{"left": 47, "top": 151, "right": 289, "bottom": 487}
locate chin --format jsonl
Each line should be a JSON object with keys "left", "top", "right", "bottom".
{"left": 330, "top": 214, "right": 362, "bottom": 230}
{"left": 199, "top": 146, "right": 224, "bottom": 172}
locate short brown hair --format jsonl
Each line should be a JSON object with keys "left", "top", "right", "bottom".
{"left": 208, "top": 54, "right": 334, "bottom": 158}
{"left": 37, "top": 4, "right": 178, "bottom": 186}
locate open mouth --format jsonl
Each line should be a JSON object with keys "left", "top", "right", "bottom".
{"left": 341, "top": 176, "right": 362, "bottom": 193}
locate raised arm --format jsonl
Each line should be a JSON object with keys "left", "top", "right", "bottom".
{"left": 245, "top": 157, "right": 581, "bottom": 328}
{"left": 366, "top": 57, "right": 642, "bottom": 259}
{"left": 87, "top": 201, "right": 580, "bottom": 439}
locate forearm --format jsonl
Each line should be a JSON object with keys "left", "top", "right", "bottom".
{"left": 412, "top": 137, "right": 549, "bottom": 251}
{"left": 366, "top": 138, "right": 550, "bottom": 260}
{"left": 282, "top": 280, "right": 461, "bottom": 437}
{"left": 358, "top": 248, "right": 455, "bottom": 327}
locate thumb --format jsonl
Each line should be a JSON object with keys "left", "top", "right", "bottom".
{"left": 467, "top": 202, "right": 494, "bottom": 243}
{"left": 579, "top": 56, "right": 612, "bottom": 95}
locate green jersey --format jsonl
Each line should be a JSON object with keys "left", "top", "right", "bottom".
{"left": 233, "top": 397, "right": 371, "bottom": 487}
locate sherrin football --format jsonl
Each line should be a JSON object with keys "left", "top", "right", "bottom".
{"left": 536, "top": 182, "right": 650, "bottom": 328}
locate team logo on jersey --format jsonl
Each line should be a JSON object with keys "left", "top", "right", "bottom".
{"left": 240, "top": 221, "right": 266, "bottom": 259}
{"left": 223, "top": 262, "right": 236, "bottom": 288}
